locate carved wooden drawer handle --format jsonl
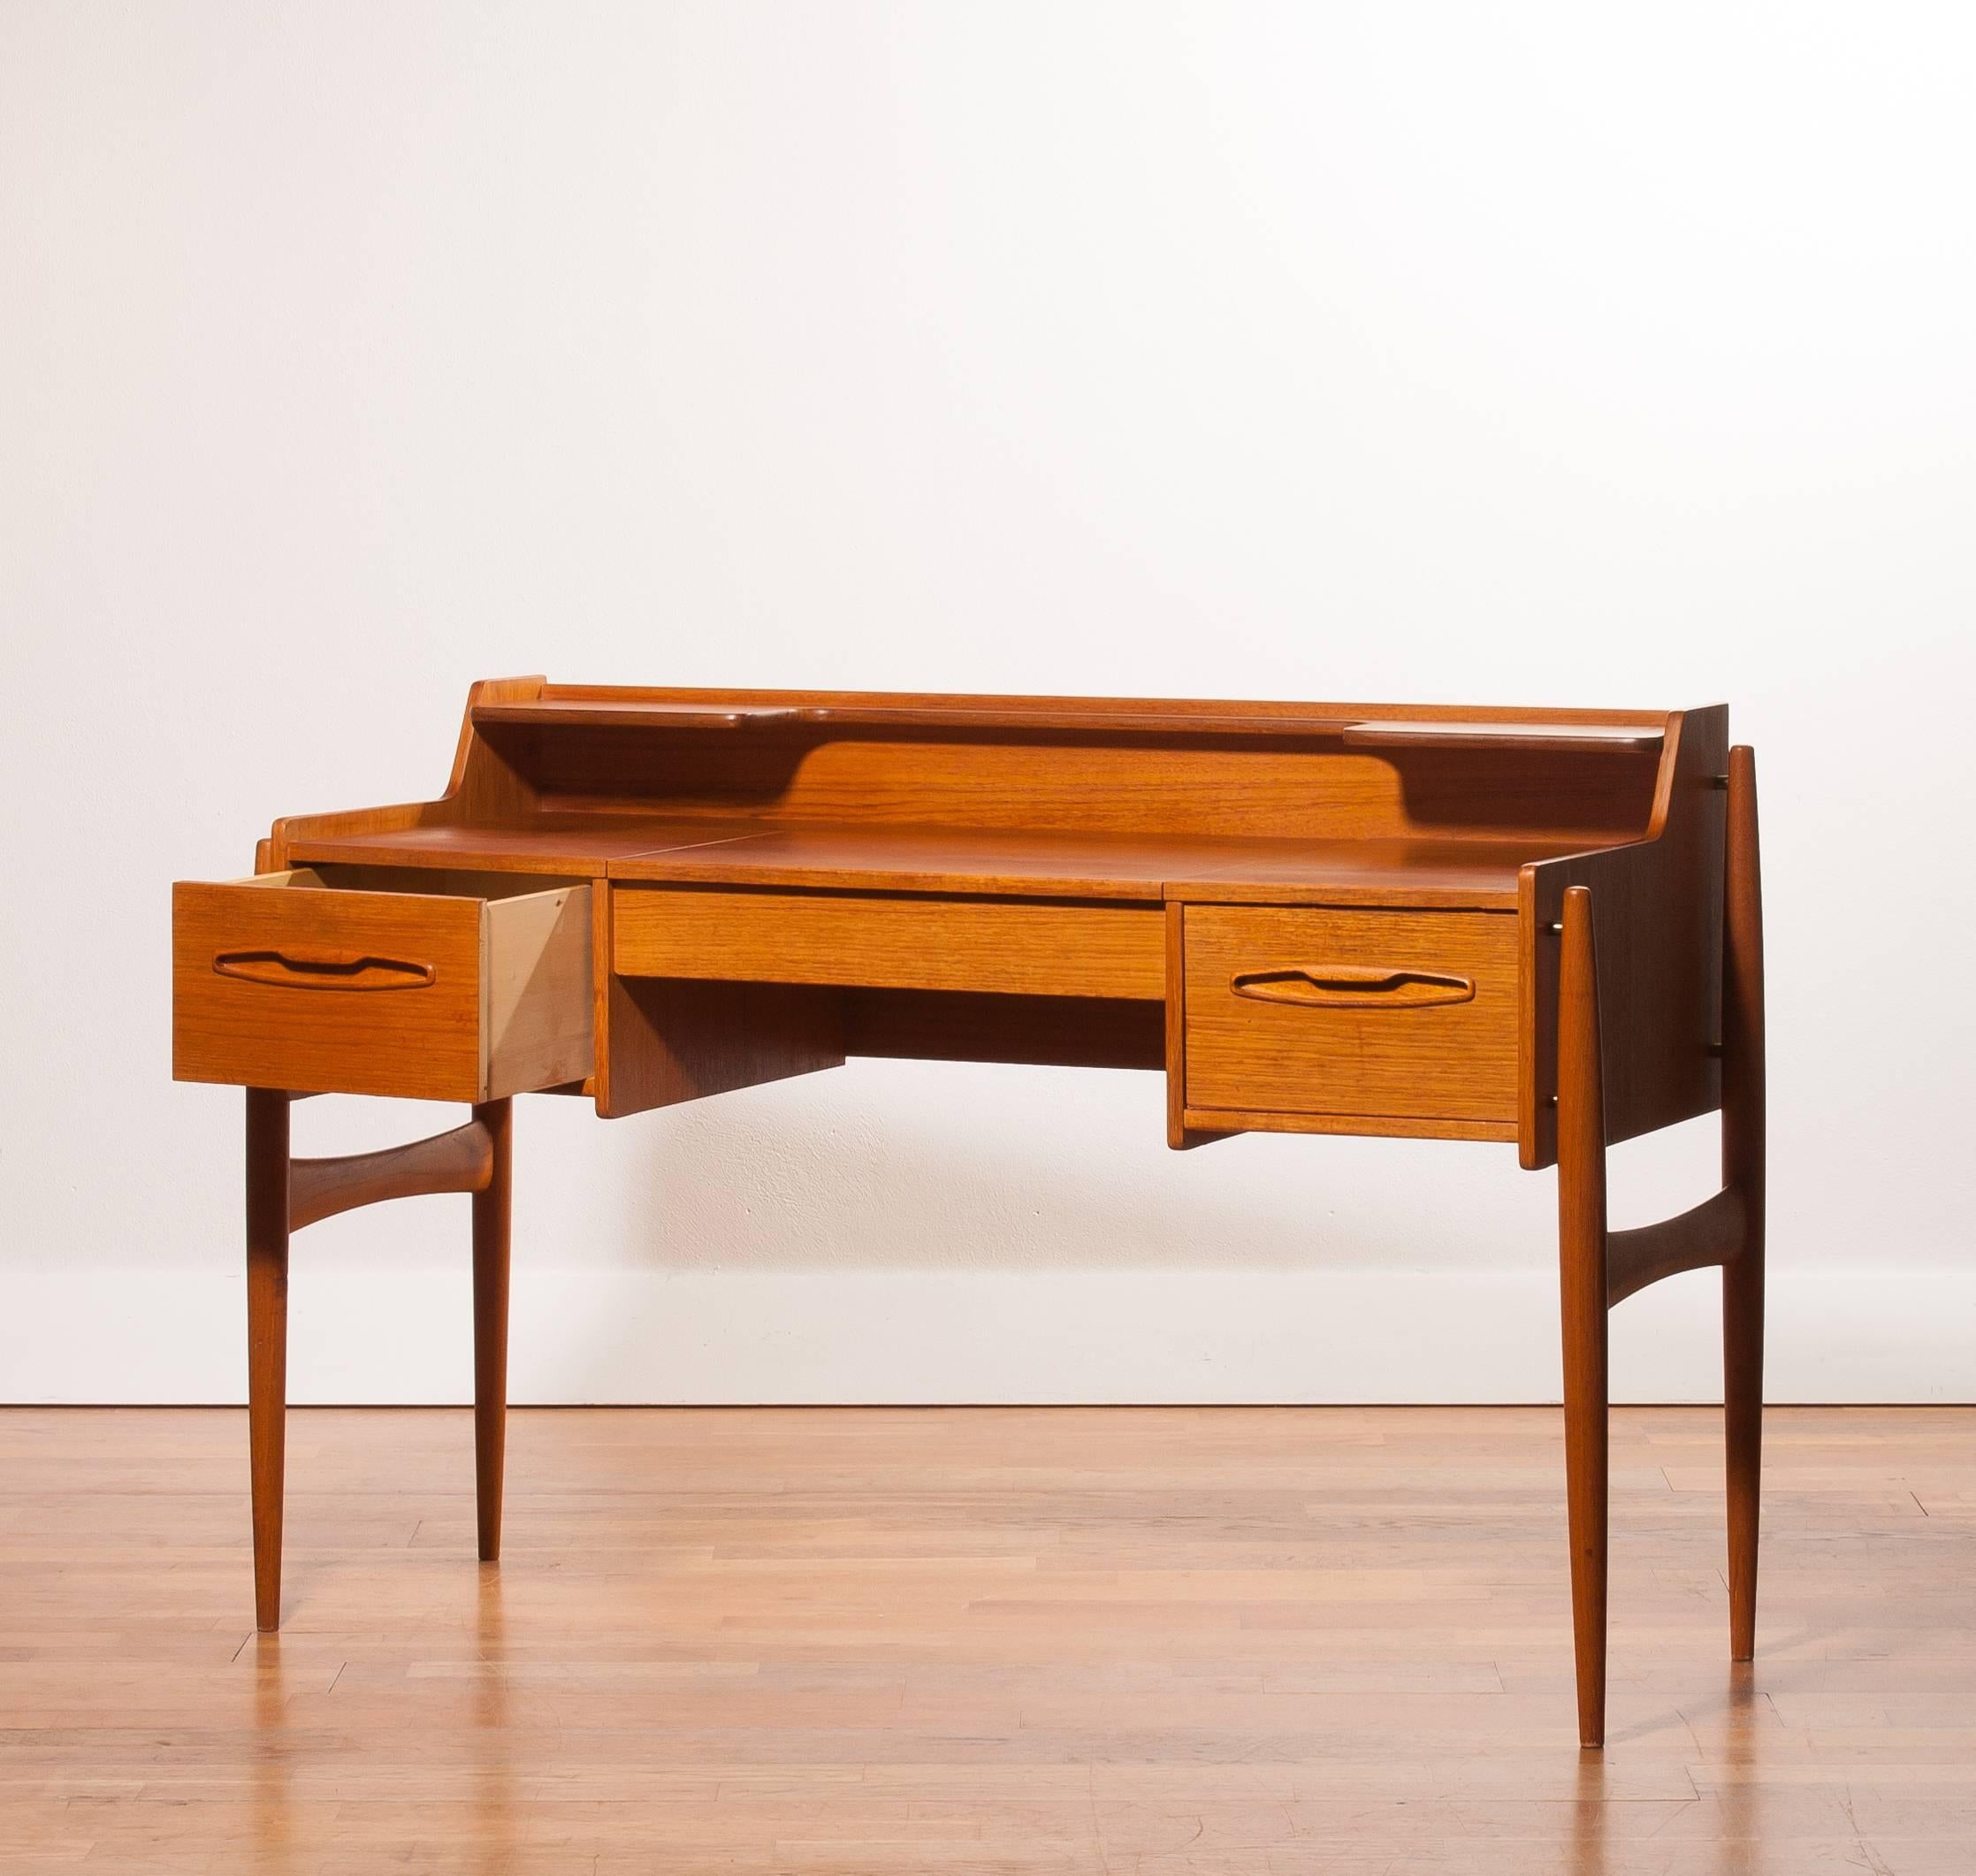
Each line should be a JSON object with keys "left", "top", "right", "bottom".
{"left": 213, "top": 948, "right": 437, "bottom": 992}
{"left": 1230, "top": 965, "right": 1476, "bottom": 1010}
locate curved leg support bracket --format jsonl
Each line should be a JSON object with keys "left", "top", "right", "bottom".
{"left": 289, "top": 1119, "right": 495, "bottom": 1232}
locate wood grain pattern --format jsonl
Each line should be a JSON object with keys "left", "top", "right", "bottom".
{"left": 172, "top": 874, "right": 591, "bottom": 1103}
{"left": 2, "top": 1404, "right": 1961, "bottom": 1873}
{"left": 175, "top": 875, "right": 482, "bottom": 1101}
{"left": 1342, "top": 719, "right": 1666, "bottom": 752}
{"left": 1518, "top": 705, "right": 1728, "bottom": 1169}
{"left": 1604, "top": 1186, "right": 1743, "bottom": 1308}
{"left": 289, "top": 813, "right": 769, "bottom": 875}
{"left": 286, "top": 1118, "right": 494, "bottom": 1232}
{"left": 1166, "top": 836, "right": 1593, "bottom": 909}
{"left": 1179, "top": 1106, "right": 1521, "bottom": 1143}
{"left": 1722, "top": 745, "right": 1766, "bottom": 1665}
{"left": 1538, "top": 743, "right": 1767, "bottom": 1751}
{"left": 503, "top": 728, "right": 1661, "bottom": 846}
{"left": 293, "top": 822, "right": 1593, "bottom": 909}
{"left": 475, "top": 696, "right": 1368, "bottom": 736}
{"left": 595, "top": 972, "right": 846, "bottom": 1117}
{"left": 301, "top": 835, "right": 1599, "bottom": 913}
{"left": 1163, "top": 903, "right": 1227, "bottom": 1150}
{"left": 612, "top": 886, "right": 1168, "bottom": 1000}
{"left": 1556, "top": 885, "right": 1611, "bottom": 1749}
{"left": 471, "top": 1098, "right": 511, "bottom": 1566}
{"left": 263, "top": 688, "right": 1672, "bottom": 889}
{"left": 258, "top": 683, "right": 1675, "bottom": 904}
{"left": 592, "top": 866, "right": 845, "bottom": 1119}
{"left": 601, "top": 822, "right": 1562, "bottom": 905}
{"left": 515, "top": 682, "right": 1672, "bottom": 728}
{"left": 477, "top": 698, "right": 809, "bottom": 728}
{"left": 485, "top": 700, "right": 1665, "bottom": 748}
{"left": 243, "top": 1090, "right": 288, "bottom": 1635}
{"left": 1183, "top": 905, "right": 1519, "bottom": 1124}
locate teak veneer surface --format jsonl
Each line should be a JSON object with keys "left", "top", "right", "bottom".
{"left": 1519, "top": 706, "right": 1728, "bottom": 1168}
{"left": 1339, "top": 720, "right": 1666, "bottom": 753}
{"left": 474, "top": 689, "right": 1668, "bottom": 744}
{"left": 607, "top": 826, "right": 1601, "bottom": 906}
{"left": 612, "top": 887, "right": 1169, "bottom": 1000}
{"left": 172, "top": 873, "right": 593, "bottom": 1103}
{"left": 605, "top": 821, "right": 1288, "bottom": 900}
{"left": 480, "top": 703, "right": 1667, "bottom": 751}
{"left": 474, "top": 697, "right": 1370, "bottom": 736}
{"left": 490, "top": 682, "right": 1669, "bottom": 721}
{"left": 286, "top": 819, "right": 1602, "bottom": 908}
{"left": 284, "top": 812, "right": 775, "bottom": 876}
{"left": 494, "top": 736, "right": 1659, "bottom": 844}
{"left": 259, "top": 683, "right": 1682, "bottom": 947}
{"left": 1182, "top": 904, "right": 1521, "bottom": 1124}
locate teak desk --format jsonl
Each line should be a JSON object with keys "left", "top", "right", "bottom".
{"left": 172, "top": 683, "right": 1765, "bottom": 1748}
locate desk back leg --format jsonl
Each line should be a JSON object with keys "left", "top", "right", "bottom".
{"left": 245, "top": 1088, "right": 292, "bottom": 1633}
{"left": 1722, "top": 748, "right": 1766, "bottom": 1661}
{"left": 1557, "top": 886, "right": 1609, "bottom": 1749}
{"left": 1552, "top": 747, "right": 1766, "bottom": 1743}
{"left": 471, "top": 1098, "right": 513, "bottom": 1562}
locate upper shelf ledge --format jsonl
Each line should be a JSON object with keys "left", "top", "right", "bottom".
{"left": 1339, "top": 720, "right": 1665, "bottom": 753}
{"left": 470, "top": 698, "right": 1666, "bottom": 751}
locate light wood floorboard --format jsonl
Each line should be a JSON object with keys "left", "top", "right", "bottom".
{"left": 2, "top": 1406, "right": 1972, "bottom": 1872}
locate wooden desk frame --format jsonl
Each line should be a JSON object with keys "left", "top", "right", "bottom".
{"left": 172, "top": 682, "right": 1765, "bottom": 1750}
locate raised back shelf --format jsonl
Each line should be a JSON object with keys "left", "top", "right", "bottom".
{"left": 1339, "top": 721, "right": 1664, "bottom": 754}
{"left": 470, "top": 698, "right": 1362, "bottom": 736}
{"left": 440, "top": 688, "right": 1682, "bottom": 852}
{"left": 471, "top": 695, "right": 1667, "bottom": 751}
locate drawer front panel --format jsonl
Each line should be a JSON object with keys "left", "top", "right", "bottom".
{"left": 613, "top": 888, "right": 1165, "bottom": 999}
{"left": 1183, "top": 905, "right": 1518, "bottom": 1121}
{"left": 173, "top": 873, "right": 593, "bottom": 1101}
{"left": 175, "top": 876, "right": 484, "bottom": 1100}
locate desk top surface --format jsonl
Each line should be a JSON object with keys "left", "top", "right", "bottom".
{"left": 286, "top": 814, "right": 1591, "bottom": 907}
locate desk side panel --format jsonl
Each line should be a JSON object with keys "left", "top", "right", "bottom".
{"left": 1518, "top": 706, "right": 1728, "bottom": 1168}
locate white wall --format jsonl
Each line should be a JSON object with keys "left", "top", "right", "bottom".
{"left": 4, "top": 2, "right": 1972, "bottom": 1405}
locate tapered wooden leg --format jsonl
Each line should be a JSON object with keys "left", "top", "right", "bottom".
{"left": 1722, "top": 748, "right": 1766, "bottom": 1661}
{"left": 1557, "top": 886, "right": 1609, "bottom": 1749}
{"left": 245, "top": 1088, "right": 291, "bottom": 1632}
{"left": 471, "top": 1098, "right": 513, "bottom": 1563}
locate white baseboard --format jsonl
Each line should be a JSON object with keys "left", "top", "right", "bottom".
{"left": 4, "top": 1266, "right": 1968, "bottom": 1405}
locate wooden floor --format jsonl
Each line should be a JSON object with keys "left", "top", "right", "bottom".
{"left": 2, "top": 1407, "right": 1972, "bottom": 1873}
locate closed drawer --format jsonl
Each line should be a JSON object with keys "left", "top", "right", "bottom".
{"left": 613, "top": 887, "right": 1165, "bottom": 999}
{"left": 173, "top": 869, "right": 592, "bottom": 1102}
{"left": 1183, "top": 904, "right": 1518, "bottom": 1124}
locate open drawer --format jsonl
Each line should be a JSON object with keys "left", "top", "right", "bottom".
{"left": 172, "top": 868, "right": 593, "bottom": 1102}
